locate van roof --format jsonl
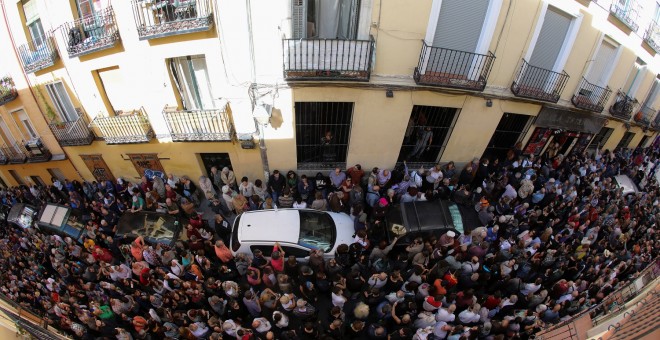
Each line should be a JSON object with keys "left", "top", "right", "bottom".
{"left": 238, "top": 209, "right": 300, "bottom": 243}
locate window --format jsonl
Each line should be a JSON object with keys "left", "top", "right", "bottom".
{"left": 641, "top": 79, "right": 660, "bottom": 109}
{"left": 589, "top": 127, "right": 614, "bottom": 150}
{"left": 529, "top": 6, "right": 574, "bottom": 71}
{"left": 298, "top": 210, "right": 335, "bottom": 251}
{"left": 431, "top": 0, "right": 491, "bottom": 52}
{"left": 397, "top": 105, "right": 458, "bottom": 163}
{"left": 616, "top": 131, "right": 635, "bottom": 149}
{"left": 77, "top": 0, "right": 102, "bottom": 18}
{"left": 482, "top": 113, "right": 532, "bottom": 162}
{"left": 169, "top": 55, "right": 215, "bottom": 110}
{"left": 45, "top": 81, "right": 78, "bottom": 122}
{"left": 281, "top": 245, "right": 311, "bottom": 258}
{"left": 622, "top": 58, "right": 646, "bottom": 97}
{"left": 292, "top": 0, "right": 361, "bottom": 39}
{"left": 250, "top": 245, "right": 274, "bottom": 257}
{"left": 295, "top": 102, "right": 353, "bottom": 169}
{"left": 97, "top": 67, "right": 130, "bottom": 113}
{"left": 637, "top": 135, "right": 650, "bottom": 148}
{"left": 8, "top": 170, "right": 26, "bottom": 186}
{"left": 11, "top": 109, "right": 37, "bottom": 140}
{"left": 586, "top": 38, "right": 618, "bottom": 88}
{"left": 0, "top": 118, "right": 16, "bottom": 146}
{"left": 23, "top": 0, "right": 45, "bottom": 46}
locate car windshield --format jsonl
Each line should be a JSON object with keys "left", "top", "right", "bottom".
{"left": 447, "top": 203, "right": 464, "bottom": 234}
{"left": 298, "top": 210, "right": 336, "bottom": 251}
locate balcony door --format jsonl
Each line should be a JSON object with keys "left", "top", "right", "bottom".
{"left": 45, "top": 81, "right": 78, "bottom": 122}
{"left": 23, "top": 0, "right": 45, "bottom": 46}
{"left": 622, "top": 58, "right": 646, "bottom": 98}
{"left": 0, "top": 118, "right": 20, "bottom": 153}
{"left": 292, "top": 0, "right": 361, "bottom": 39}
{"left": 11, "top": 109, "right": 37, "bottom": 141}
{"left": 169, "top": 55, "right": 215, "bottom": 110}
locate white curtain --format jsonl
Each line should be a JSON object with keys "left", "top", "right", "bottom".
{"left": 319, "top": 0, "right": 340, "bottom": 38}
{"left": 172, "top": 56, "right": 215, "bottom": 110}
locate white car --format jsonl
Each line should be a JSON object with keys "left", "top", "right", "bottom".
{"left": 613, "top": 175, "right": 640, "bottom": 196}
{"left": 229, "top": 209, "right": 355, "bottom": 262}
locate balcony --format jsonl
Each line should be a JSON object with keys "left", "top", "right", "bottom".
{"left": 571, "top": 77, "right": 612, "bottom": 113}
{"left": 1, "top": 144, "right": 26, "bottom": 164}
{"left": 23, "top": 137, "right": 52, "bottom": 162}
{"left": 0, "top": 75, "right": 18, "bottom": 106}
{"left": 634, "top": 104, "right": 656, "bottom": 126}
{"left": 511, "top": 59, "right": 570, "bottom": 103}
{"left": 610, "top": 0, "right": 639, "bottom": 32}
{"left": 282, "top": 36, "right": 375, "bottom": 81}
{"left": 48, "top": 109, "right": 95, "bottom": 146}
{"left": 17, "top": 35, "right": 59, "bottom": 74}
{"left": 61, "top": 6, "right": 120, "bottom": 58}
{"left": 413, "top": 42, "right": 495, "bottom": 91}
{"left": 131, "top": 0, "right": 214, "bottom": 40}
{"left": 644, "top": 21, "right": 660, "bottom": 53}
{"left": 163, "top": 105, "right": 235, "bottom": 142}
{"left": 91, "top": 108, "right": 154, "bottom": 144}
{"left": 609, "top": 90, "right": 638, "bottom": 120}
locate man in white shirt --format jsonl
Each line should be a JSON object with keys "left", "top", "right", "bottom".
{"left": 520, "top": 278, "right": 542, "bottom": 296}
{"left": 458, "top": 304, "right": 481, "bottom": 324}
{"left": 435, "top": 304, "right": 456, "bottom": 323}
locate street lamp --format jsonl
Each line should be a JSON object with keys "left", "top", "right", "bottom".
{"left": 252, "top": 103, "right": 272, "bottom": 179}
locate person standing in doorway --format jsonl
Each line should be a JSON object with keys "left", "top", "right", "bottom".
{"left": 408, "top": 126, "right": 433, "bottom": 161}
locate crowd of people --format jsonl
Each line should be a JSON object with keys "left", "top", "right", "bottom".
{"left": 0, "top": 144, "right": 658, "bottom": 340}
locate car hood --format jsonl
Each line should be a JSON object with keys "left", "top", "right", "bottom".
{"left": 328, "top": 212, "right": 355, "bottom": 257}
{"left": 614, "top": 175, "right": 639, "bottom": 195}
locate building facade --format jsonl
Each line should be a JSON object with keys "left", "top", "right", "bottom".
{"left": 0, "top": 0, "right": 659, "bottom": 187}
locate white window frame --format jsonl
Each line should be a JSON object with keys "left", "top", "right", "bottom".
{"left": 524, "top": 1, "right": 583, "bottom": 73}
{"left": 10, "top": 108, "right": 38, "bottom": 141}
{"left": 583, "top": 34, "right": 622, "bottom": 88}
{"left": 45, "top": 81, "right": 78, "bottom": 122}
{"left": 291, "top": 0, "right": 372, "bottom": 40}
{"left": 424, "top": 0, "right": 503, "bottom": 54}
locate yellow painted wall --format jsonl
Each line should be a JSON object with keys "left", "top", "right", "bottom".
{"left": 0, "top": 159, "right": 79, "bottom": 187}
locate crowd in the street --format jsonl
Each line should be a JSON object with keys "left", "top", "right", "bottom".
{"left": 0, "top": 145, "right": 658, "bottom": 340}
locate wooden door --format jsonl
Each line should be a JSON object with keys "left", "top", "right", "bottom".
{"left": 80, "top": 154, "right": 115, "bottom": 182}
{"left": 127, "top": 153, "right": 165, "bottom": 178}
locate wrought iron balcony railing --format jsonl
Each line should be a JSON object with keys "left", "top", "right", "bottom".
{"left": 283, "top": 35, "right": 375, "bottom": 81}
{"left": 644, "top": 21, "right": 660, "bottom": 53}
{"left": 17, "top": 35, "right": 59, "bottom": 74}
{"left": 571, "top": 77, "right": 612, "bottom": 113}
{"left": 610, "top": 0, "right": 640, "bottom": 32}
{"left": 0, "top": 75, "right": 19, "bottom": 106}
{"left": 1, "top": 143, "right": 27, "bottom": 164}
{"left": 131, "top": 0, "right": 214, "bottom": 40}
{"left": 163, "top": 105, "right": 235, "bottom": 142}
{"left": 609, "top": 90, "right": 638, "bottom": 120}
{"left": 61, "top": 6, "right": 120, "bottom": 58}
{"left": 0, "top": 148, "right": 7, "bottom": 165}
{"left": 413, "top": 42, "right": 495, "bottom": 91}
{"left": 511, "top": 59, "right": 570, "bottom": 103}
{"left": 634, "top": 104, "right": 656, "bottom": 126}
{"left": 48, "top": 109, "right": 95, "bottom": 146}
{"left": 91, "top": 108, "right": 154, "bottom": 144}
{"left": 23, "top": 137, "right": 52, "bottom": 162}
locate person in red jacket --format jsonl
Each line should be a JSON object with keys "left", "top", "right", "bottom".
{"left": 92, "top": 245, "right": 114, "bottom": 264}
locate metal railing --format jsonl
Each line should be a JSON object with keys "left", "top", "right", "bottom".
{"left": 511, "top": 59, "right": 570, "bottom": 103}
{"left": 609, "top": 90, "right": 638, "bottom": 120}
{"left": 48, "top": 109, "right": 94, "bottom": 146}
{"left": 23, "top": 137, "right": 52, "bottom": 162}
{"left": 0, "top": 148, "right": 7, "bottom": 164}
{"left": 131, "top": 0, "right": 215, "bottom": 40}
{"left": 163, "top": 105, "right": 235, "bottom": 142}
{"left": 61, "top": 6, "right": 120, "bottom": 58}
{"left": 610, "top": 0, "right": 640, "bottom": 32}
{"left": 91, "top": 108, "right": 154, "bottom": 144}
{"left": 634, "top": 104, "right": 656, "bottom": 126}
{"left": 0, "top": 293, "right": 67, "bottom": 339}
{"left": 282, "top": 35, "right": 375, "bottom": 81}
{"left": 644, "top": 21, "right": 660, "bottom": 53}
{"left": 17, "top": 34, "right": 59, "bottom": 74}
{"left": 1, "top": 143, "right": 27, "bottom": 164}
{"left": 571, "top": 77, "right": 612, "bottom": 113}
{"left": 413, "top": 41, "right": 495, "bottom": 91}
{"left": 0, "top": 75, "right": 19, "bottom": 106}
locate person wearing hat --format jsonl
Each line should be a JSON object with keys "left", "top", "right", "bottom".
{"left": 440, "top": 230, "right": 456, "bottom": 248}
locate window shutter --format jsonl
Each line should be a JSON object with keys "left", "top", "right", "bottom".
{"left": 587, "top": 40, "right": 617, "bottom": 86}
{"left": 642, "top": 79, "right": 660, "bottom": 108}
{"left": 23, "top": 0, "right": 39, "bottom": 26}
{"left": 191, "top": 56, "right": 215, "bottom": 110}
{"left": 292, "top": 0, "right": 307, "bottom": 39}
{"left": 432, "top": 0, "right": 490, "bottom": 52}
{"left": 529, "top": 6, "right": 572, "bottom": 70}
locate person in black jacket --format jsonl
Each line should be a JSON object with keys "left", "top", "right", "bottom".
{"left": 268, "top": 170, "right": 286, "bottom": 204}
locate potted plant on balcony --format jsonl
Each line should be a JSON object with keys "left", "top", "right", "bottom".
{"left": 32, "top": 84, "right": 63, "bottom": 128}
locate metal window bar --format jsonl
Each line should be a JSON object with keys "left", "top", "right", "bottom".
{"left": 60, "top": 6, "right": 120, "bottom": 58}
{"left": 644, "top": 20, "right": 660, "bottom": 53}
{"left": 511, "top": 59, "right": 570, "bottom": 103}
{"left": 91, "top": 108, "right": 154, "bottom": 144}
{"left": 48, "top": 109, "right": 94, "bottom": 146}
{"left": 163, "top": 105, "right": 235, "bottom": 141}
{"left": 609, "top": 90, "right": 638, "bottom": 120}
{"left": 571, "top": 77, "right": 612, "bottom": 113}
{"left": 131, "top": 0, "right": 214, "bottom": 40}
{"left": 610, "top": 0, "right": 640, "bottom": 32}
{"left": 396, "top": 105, "right": 459, "bottom": 164}
{"left": 483, "top": 113, "right": 532, "bottom": 161}
{"left": 413, "top": 41, "right": 496, "bottom": 91}
{"left": 616, "top": 131, "right": 635, "bottom": 149}
{"left": 17, "top": 34, "right": 59, "bottom": 74}
{"left": 282, "top": 36, "right": 375, "bottom": 81}
{"left": 0, "top": 75, "right": 19, "bottom": 106}
{"left": 295, "top": 102, "right": 353, "bottom": 169}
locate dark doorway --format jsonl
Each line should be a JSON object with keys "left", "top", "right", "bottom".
{"left": 617, "top": 132, "right": 635, "bottom": 149}
{"left": 8, "top": 170, "right": 25, "bottom": 186}
{"left": 637, "top": 135, "right": 649, "bottom": 148}
{"left": 397, "top": 105, "right": 458, "bottom": 164}
{"left": 482, "top": 112, "right": 532, "bottom": 162}
{"left": 588, "top": 127, "right": 614, "bottom": 151}
{"left": 200, "top": 153, "right": 233, "bottom": 177}
{"left": 30, "top": 176, "right": 46, "bottom": 187}
{"left": 0, "top": 175, "right": 6, "bottom": 188}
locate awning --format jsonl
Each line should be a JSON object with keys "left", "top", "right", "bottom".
{"left": 535, "top": 107, "right": 606, "bottom": 134}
